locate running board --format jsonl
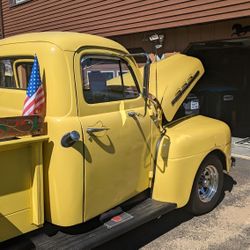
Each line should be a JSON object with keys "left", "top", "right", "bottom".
{"left": 33, "top": 199, "right": 176, "bottom": 249}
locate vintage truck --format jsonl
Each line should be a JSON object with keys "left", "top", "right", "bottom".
{"left": 0, "top": 32, "right": 231, "bottom": 249}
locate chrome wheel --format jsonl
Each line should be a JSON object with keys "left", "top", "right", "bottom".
{"left": 198, "top": 165, "right": 219, "bottom": 203}
{"left": 188, "top": 155, "right": 223, "bottom": 215}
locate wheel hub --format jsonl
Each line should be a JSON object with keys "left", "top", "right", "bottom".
{"left": 198, "top": 165, "right": 219, "bottom": 203}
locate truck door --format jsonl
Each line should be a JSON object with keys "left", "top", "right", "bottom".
{"left": 74, "top": 52, "right": 151, "bottom": 221}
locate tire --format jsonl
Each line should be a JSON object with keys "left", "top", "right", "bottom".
{"left": 187, "top": 154, "right": 224, "bottom": 215}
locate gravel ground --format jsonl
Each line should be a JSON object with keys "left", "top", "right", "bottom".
{"left": 97, "top": 157, "right": 250, "bottom": 250}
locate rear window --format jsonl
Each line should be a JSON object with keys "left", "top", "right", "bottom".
{"left": 0, "top": 58, "right": 33, "bottom": 89}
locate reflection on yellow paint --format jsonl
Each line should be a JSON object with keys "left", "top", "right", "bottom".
{"left": 119, "top": 101, "right": 127, "bottom": 126}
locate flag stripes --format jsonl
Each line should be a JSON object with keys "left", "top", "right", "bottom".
{"left": 22, "top": 55, "right": 45, "bottom": 116}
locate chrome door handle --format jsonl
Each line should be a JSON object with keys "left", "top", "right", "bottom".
{"left": 87, "top": 127, "right": 110, "bottom": 134}
{"left": 127, "top": 111, "right": 140, "bottom": 117}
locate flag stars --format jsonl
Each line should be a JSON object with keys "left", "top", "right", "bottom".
{"left": 26, "top": 56, "right": 42, "bottom": 97}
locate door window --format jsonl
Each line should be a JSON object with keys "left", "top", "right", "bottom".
{"left": 81, "top": 56, "right": 139, "bottom": 104}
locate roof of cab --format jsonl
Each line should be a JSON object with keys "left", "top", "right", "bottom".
{"left": 0, "top": 32, "right": 128, "bottom": 53}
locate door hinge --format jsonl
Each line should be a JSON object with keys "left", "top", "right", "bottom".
{"left": 149, "top": 170, "right": 153, "bottom": 179}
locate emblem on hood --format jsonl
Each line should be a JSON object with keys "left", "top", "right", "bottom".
{"left": 171, "top": 71, "right": 200, "bottom": 106}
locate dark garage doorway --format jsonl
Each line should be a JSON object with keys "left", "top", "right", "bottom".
{"left": 184, "top": 37, "right": 250, "bottom": 139}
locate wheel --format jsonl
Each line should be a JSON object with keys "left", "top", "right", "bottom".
{"left": 187, "top": 155, "right": 224, "bottom": 215}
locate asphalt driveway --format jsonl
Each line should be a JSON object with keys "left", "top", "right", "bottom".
{"left": 97, "top": 158, "right": 250, "bottom": 250}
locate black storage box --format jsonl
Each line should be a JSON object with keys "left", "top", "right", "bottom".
{"left": 197, "top": 86, "right": 238, "bottom": 127}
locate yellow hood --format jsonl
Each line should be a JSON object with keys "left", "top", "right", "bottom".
{"left": 149, "top": 54, "right": 204, "bottom": 122}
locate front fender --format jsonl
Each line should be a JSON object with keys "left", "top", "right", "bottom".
{"left": 152, "top": 116, "right": 231, "bottom": 207}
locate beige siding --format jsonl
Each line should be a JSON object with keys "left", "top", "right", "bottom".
{"left": 1, "top": 0, "right": 250, "bottom": 37}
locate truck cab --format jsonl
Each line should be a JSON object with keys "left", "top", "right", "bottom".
{"left": 0, "top": 32, "right": 231, "bottom": 247}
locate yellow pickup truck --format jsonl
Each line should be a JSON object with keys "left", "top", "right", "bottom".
{"left": 0, "top": 32, "right": 231, "bottom": 249}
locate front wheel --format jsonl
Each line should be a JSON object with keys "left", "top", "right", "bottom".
{"left": 187, "top": 155, "right": 224, "bottom": 215}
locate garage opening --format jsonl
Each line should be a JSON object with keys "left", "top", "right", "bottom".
{"left": 183, "top": 37, "right": 250, "bottom": 159}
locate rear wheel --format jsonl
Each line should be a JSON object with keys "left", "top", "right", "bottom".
{"left": 187, "top": 155, "right": 224, "bottom": 215}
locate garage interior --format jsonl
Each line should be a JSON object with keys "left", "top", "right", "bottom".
{"left": 183, "top": 37, "right": 250, "bottom": 158}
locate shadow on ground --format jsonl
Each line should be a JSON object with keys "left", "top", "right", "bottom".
{"left": 95, "top": 173, "right": 236, "bottom": 250}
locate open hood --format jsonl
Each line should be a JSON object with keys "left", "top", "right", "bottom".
{"left": 149, "top": 54, "right": 204, "bottom": 122}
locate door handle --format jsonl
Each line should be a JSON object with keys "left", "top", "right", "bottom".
{"left": 127, "top": 111, "right": 140, "bottom": 118}
{"left": 87, "top": 127, "right": 110, "bottom": 134}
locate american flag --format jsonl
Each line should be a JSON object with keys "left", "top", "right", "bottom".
{"left": 22, "top": 55, "right": 45, "bottom": 116}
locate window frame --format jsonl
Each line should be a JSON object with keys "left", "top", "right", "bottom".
{"left": 9, "top": 0, "right": 31, "bottom": 7}
{"left": 13, "top": 59, "right": 34, "bottom": 89}
{"left": 80, "top": 55, "right": 141, "bottom": 104}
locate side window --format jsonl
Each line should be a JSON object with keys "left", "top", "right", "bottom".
{"left": 16, "top": 62, "right": 33, "bottom": 89}
{"left": 9, "top": 0, "right": 31, "bottom": 7}
{"left": 0, "top": 59, "right": 15, "bottom": 88}
{"left": 81, "top": 56, "right": 139, "bottom": 104}
{"left": 0, "top": 58, "right": 33, "bottom": 89}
